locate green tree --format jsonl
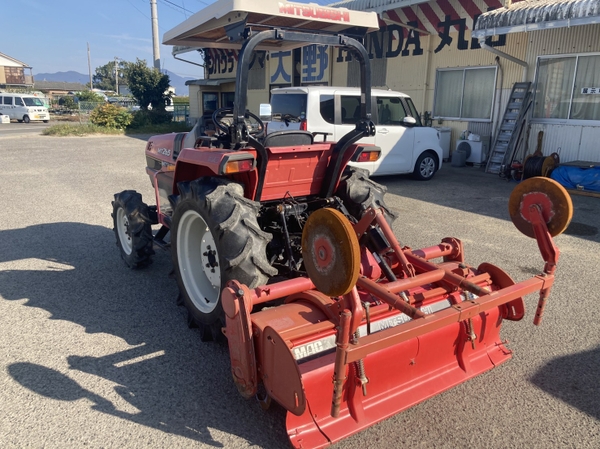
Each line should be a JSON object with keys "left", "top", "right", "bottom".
{"left": 76, "top": 91, "right": 105, "bottom": 102}
{"left": 93, "top": 60, "right": 130, "bottom": 91}
{"left": 124, "top": 58, "right": 171, "bottom": 111}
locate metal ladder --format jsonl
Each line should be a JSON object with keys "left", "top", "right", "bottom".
{"left": 486, "top": 82, "right": 531, "bottom": 174}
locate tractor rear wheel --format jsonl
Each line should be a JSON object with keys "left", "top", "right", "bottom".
{"left": 336, "top": 167, "right": 397, "bottom": 226}
{"left": 170, "top": 177, "right": 276, "bottom": 342}
{"left": 112, "top": 190, "right": 155, "bottom": 268}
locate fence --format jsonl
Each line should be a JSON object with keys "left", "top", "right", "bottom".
{"left": 173, "top": 104, "right": 189, "bottom": 122}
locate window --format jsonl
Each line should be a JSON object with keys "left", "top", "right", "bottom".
{"left": 404, "top": 97, "right": 423, "bottom": 126}
{"left": 433, "top": 67, "right": 496, "bottom": 120}
{"left": 270, "top": 93, "right": 307, "bottom": 122}
{"left": 3, "top": 97, "right": 13, "bottom": 105}
{"left": 376, "top": 97, "right": 407, "bottom": 125}
{"left": 340, "top": 96, "right": 360, "bottom": 124}
{"left": 533, "top": 54, "right": 600, "bottom": 121}
{"left": 23, "top": 98, "right": 44, "bottom": 107}
{"left": 319, "top": 94, "right": 334, "bottom": 124}
{"left": 221, "top": 92, "right": 235, "bottom": 109}
{"left": 202, "top": 92, "right": 218, "bottom": 114}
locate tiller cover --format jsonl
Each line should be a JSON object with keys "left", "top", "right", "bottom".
{"left": 222, "top": 177, "right": 572, "bottom": 448}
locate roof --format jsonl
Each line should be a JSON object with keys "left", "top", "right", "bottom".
{"left": 185, "top": 78, "right": 236, "bottom": 86}
{"left": 163, "top": 0, "right": 379, "bottom": 51}
{"left": 0, "top": 52, "right": 31, "bottom": 68}
{"left": 327, "top": 0, "right": 429, "bottom": 14}
{"left": 34, "top": 81, "right": 87, "bottom": 91}
{"left": 272, "top": 85, "right": 410, "bottom": 97}
{"left": 473, "top": 0, "right": 600, "bottom": 39}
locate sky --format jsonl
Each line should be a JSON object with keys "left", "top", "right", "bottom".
{"left": 2, "top": 0, "right": 333, "bottom": 79}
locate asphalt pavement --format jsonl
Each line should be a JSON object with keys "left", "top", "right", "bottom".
{"left": 0, "top": 134, "right": 599, "bottom": 448}
{"left": 0, "top": 121, "right": 51, "bottom": 137}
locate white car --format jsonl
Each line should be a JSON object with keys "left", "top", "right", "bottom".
{"left": 266, "top": 86, "right": 443, "bottom": 180}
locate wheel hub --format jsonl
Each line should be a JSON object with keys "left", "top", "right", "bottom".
{"left": 177, "top": 209, "right": 221, "bottom": 313}
{"left": 116, "top": 207, "right": 133, "bottom": 255}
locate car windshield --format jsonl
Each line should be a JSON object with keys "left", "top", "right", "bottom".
{"left": 23, "top": 98, "right": 44, "bottom": 107}
{"left": 270, "top": 93, "right": 307, "bottom": 122}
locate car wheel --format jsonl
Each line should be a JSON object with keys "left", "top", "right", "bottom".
{"left": 413, "top": 152, "right": 438, "bottom": 181}
{"left": 23, "top": 115, "right": 30, "bottom": 123}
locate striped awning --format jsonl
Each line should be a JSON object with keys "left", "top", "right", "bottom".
{"left": 472, "top": 0, "right": 600, "bottom": 39}
{"left": 329, "top": 0, "right": 528, "bottom": 35}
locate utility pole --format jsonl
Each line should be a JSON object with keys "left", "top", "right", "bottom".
{"left": 150, "top": 0, "right": 161, "bottom": 70}
{"left": 114, "top": 57, "right": 120, "bottom": 95}
{"left": 87, "top": 42, "right": 93, "bottom": 89}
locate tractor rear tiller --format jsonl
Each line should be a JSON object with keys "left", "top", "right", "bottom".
{"left": 222, "top": 177, "right": 572, "bottom": 448}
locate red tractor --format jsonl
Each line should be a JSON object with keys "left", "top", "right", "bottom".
{"left": 112, "top": 1, "right": 573, "bottom": 447}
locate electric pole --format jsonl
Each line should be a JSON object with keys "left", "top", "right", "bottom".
{"left": 87, "top": 43, "right": 93, "bottom": 89}
{"left": 150, "top": 0, "right": 161, "bottom": 70}
{"left": 114, "top": 57, "right": 120, "bottom": 95}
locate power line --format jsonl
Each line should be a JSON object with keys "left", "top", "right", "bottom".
{"left": 127, "top": 0, "right": 150, "bottom": 19}
{"left": 160, "top": 0, "right": 194, "bottom": 14}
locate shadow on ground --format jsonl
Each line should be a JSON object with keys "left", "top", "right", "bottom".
{"left": 530, "top": 345, "right": 600, "bottom": 421}
{"left": 1, "top": 222, "right": 287, "bottom": 447}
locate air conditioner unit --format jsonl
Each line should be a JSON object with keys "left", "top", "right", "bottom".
{"left": 455, "top": 139, "right": 488, "bottom": 165}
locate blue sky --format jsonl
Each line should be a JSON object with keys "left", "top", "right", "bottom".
{"left": 3, "top": 0, "right": 333, "bottom": 78}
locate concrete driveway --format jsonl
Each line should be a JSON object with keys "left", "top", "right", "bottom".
{"left": 0, "top": 134, "right": 598, "bottom": 448}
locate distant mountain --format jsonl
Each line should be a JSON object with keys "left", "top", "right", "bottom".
{"left": 34, "top": 70, "right": 196, "bottom": 97}
{"left": 163, "top": 70, "right": 196, "bottom": 96}
{"left": 35, "top": 71, "right": 90, "bottom": 85}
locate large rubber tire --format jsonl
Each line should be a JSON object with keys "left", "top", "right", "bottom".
{"left": 413, "top": 151, "right": 438, "bottom": 181}
{"left": 170, "top": 177, "right": 277, "bottom": 342}
{"left": 336, "top": 167, "right": 397, "bottom": 226}
{"left": 23, "top": 115, "right": 30, "bottom": 123}
{"left": 112, "top": 190, "right": 155, "bottom": 268}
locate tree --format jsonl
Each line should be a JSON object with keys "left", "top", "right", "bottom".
{"left": 124, "top": 58, "right": 171, "bottom": 111}
{"left": 76, "top": 91, "right": 105, "bottom": 102}
{"left": 93, "top": 60, "right": 130, "bottom": 91}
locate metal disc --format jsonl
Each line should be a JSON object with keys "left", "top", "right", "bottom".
{"left": 301, "top": 208, "right": 360, "bottom": 297}
{"left": 508, "top": 176, "right": 573, "bottom": 238}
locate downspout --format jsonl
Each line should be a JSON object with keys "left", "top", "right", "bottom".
{"left": 478, "top": 38, "right": 528, "bottom": 81}
{"left": 173, "top": 54, "right": 205, "bottom": 68}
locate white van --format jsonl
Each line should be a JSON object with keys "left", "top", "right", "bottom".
{"left": 266, "top": 86, "right": 443, "bottom": 180}
{"left": 0, "top": 93, "right": 50, "bottom": 123}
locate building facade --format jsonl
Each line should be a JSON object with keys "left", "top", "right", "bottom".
{"left": 181, "top": 0, "right": 600, "bottom": 164}
{"left": 0, "top": 52, "right": 34, "bottom": 90}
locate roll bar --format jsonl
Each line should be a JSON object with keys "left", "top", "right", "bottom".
{"left": 231, "top": 28, "right": 373, "bottom": 145}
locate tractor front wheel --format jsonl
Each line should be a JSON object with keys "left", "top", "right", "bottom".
{"left": 170, "top": 177, "right": 276, "bottom": 342}
{"left": 112, "top": 190, "right": 155, "bottom": 268}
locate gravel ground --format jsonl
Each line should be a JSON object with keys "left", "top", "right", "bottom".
{"left": 0, "top": 134, "right": 598, "bottom": 449}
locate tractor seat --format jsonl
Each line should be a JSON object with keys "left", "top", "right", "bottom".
{"left": 263, "top": 130, "right": 314, "bottom": 148}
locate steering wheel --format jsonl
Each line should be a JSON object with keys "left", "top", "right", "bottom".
{"left": 212, "top": 107, "right": 265, "bottom": 138}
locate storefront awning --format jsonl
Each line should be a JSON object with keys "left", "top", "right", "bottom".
{"left": 185, "top": 78, "right": 236, "bottom": 86}
{"left": 472, "top": 0, "right": 600, "bottom": 40}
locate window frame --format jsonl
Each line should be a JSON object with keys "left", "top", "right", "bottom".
{"left": 532, "top": 52, "right": 600, "bottom": 125}
{"left": 433, "top": 66, "right": 497, "bottom": 122}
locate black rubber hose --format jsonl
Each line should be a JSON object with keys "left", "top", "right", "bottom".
{"left": 523, "top": 155, "right": 545, "bottom": 180}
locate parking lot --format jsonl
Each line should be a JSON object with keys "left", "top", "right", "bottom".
{"left": 0, "top": 133, "right": 599, "bottom": 448}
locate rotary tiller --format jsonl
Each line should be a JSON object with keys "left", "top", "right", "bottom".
{"left": 222, "top": 177, "right": 572, "bottom": 448}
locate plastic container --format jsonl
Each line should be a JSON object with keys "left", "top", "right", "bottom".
{"left": 451, "top": 150, "right": 467, "bottom": 167}
{"left": 433, "top": 126, "right": 451, "bottom": 161}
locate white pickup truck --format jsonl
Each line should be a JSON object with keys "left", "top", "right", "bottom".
{"left": 265, "top": 86, "right": 443, "bottom": 180}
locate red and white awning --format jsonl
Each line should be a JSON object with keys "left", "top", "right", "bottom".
{"left": 330, "top": 0, "right": 527, "bottom": 34}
